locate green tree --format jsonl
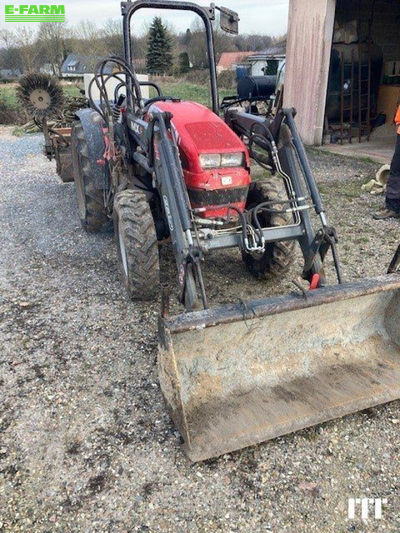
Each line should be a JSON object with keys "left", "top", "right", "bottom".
{"left": 178, "top": 52, "right": 190, "bottom": 74}
{"left": 146, "top": 17, "right": 173, "bottom": 75}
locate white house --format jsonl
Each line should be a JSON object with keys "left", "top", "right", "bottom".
{"left": 248, "top": 42, "right": 286, "bottom": 77}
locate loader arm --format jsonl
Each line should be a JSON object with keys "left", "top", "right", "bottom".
{"left": 127, "top": 110, "right": 206, "bottom": 305}
{"left": 225, "top": 107, "right": 342, "bottom": 284}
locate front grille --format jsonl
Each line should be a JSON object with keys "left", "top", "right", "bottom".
{"left": 188, "top": 187, "right": 248, "bottom": 207}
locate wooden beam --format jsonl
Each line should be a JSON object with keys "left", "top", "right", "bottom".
{"left": 284, "top": 0, "right": 336, "bottom": 145}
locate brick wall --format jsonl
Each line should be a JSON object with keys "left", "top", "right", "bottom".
{"left": 336, "top": 0, "right": 400, "bottom": 62}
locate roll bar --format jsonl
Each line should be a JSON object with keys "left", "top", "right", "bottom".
{"left": 121, "top": 0, "right": 219, "bottom": 113}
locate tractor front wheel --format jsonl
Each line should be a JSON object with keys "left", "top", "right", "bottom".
{"left": 242, "top": 178, "right": 295, "bottom": 279}
{"left": 114, "top": 190, "right": 160, "bottom": 301}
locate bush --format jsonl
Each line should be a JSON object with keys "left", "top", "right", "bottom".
{"left": 0, "top": 102, "right": 23, "bottom": 124}
{"left": 178, "top": 52, "right": 190, "bottom": 74}
{"left": 0, "top": 94, "right": 26, "bottom": 125}
{"left": 183, "top": 69, "right": 208, "bottom": 84}
{"left": 217, "top": 70, "right": 236, "bottom": 90}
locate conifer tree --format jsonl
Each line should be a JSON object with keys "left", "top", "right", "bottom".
{"left": 146, "top": 17, "right": 173, "bottom": 75}
{"left": 178, "top": 52, "right": 190, "bottom": 74}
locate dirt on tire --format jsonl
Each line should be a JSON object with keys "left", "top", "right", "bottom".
{"left": 242, "top": 177, "right": 296, "bottom": 279}
{"left": 114, "top": 189, "right": 160, "bottom": 301}
{"left": 71, "top": 121, "right": 108, "bottom": 232}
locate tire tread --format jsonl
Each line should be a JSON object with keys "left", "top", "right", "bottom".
{"left": 243, "top": 177, "right": 295, "bottom": 279}
{"left": 114, "top": 190, "right": 160, "bottom": 300}
{"left": 71, "top": 121, "right": 108, "bottom": 232}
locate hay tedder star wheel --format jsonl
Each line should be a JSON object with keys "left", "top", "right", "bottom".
{"left": 17, "top": 73, "right": 64, "bottom": 121}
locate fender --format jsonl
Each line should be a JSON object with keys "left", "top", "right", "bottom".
{"left": 75, "top": 108, "right": 108, "bottom": 190}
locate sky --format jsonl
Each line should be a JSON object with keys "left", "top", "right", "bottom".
{"left": 0, "top": 0, "right": 289, "bottom": 36}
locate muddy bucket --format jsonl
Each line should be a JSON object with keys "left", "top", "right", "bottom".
{"left": 158, "top": 274, "right": 400, "bottom": 461}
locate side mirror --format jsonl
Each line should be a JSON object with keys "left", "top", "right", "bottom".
{"left": 219, "top": 6, "right": 239, "bottom": 35}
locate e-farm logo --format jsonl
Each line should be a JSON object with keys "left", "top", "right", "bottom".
{"left": 5, "top": 4, "right": 65, "bottom": 22}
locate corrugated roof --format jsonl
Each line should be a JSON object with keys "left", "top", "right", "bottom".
{"left": 249, "top": 42, "right": 287, "bottom": 61}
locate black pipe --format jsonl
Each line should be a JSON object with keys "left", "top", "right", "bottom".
{"left": 140, "top": 81, "right": 163, "bottom": 96}
{"left": 282, "top": 108, "right": 325, "bottom": 215}
{"left": 133, "top": 151, "right": 153, "bottom": 174}
{"left": 388, "top": 245, "right": 400, "bottom": 274}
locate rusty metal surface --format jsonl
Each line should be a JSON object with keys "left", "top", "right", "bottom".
{"left": 55, "top": 148, "right": 74, "bottom": 183}
{"left": 51, "top": 129, "right": 73, "bottom": 183}
{"left": 158, "top": 275, "right": 400, "bottom": 461}
{"left": 165, "top": 274, "right": 400, "bottom": 333}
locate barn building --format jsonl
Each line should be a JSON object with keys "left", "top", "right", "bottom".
{"left": 283, "top": 0, "right": 400, "bottom": 161}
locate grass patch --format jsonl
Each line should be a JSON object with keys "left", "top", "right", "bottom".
{"left": 355, "top": 236, "right": 370, "bottom": 245}
{"left": 62, "top": 84, "right": 82, "bottom": 97}
{"left": 0, "top": 86, "right": 22, "bottom": 125}
{"left": 319, "top": 179, "right": 363, "bottom": 201}
{"left": 0, "top": 85, "right": 18, "bottom": 109}
{"left": 339, "top": 180, "right": 364, "bottom": 200}
{"left": 11, "top": 126, "right": 26, "bottom": 137}
{"left": 317, "top": 184, "right": 329, "bottom": 196}
{"left": 149, "top": 79, "right": 233, "bottom": 107}
{"left": 0, "top": 79, "right": 232, "bottom": 125}
{"left": 0, "top": 82, "right": 82, "bottom": 125}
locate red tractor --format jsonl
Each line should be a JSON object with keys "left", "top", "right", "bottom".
{"left": 71, "top": 1, "right": 342, "bottom": 311}
{"left": 19, "top": 2, "right": 400, "bottom": 462}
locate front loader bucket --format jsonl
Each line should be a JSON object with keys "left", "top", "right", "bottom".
{"left": 158, "top": 274, "right": 400, "bottom": 461}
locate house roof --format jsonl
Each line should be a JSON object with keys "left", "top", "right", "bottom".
{"left": 0, "top": 68, "right": 21, "bottom": 78}
{"left": 249, "top": 42, "right": 287, "bottom": 61}
{"left": 217, "top": 51, "right": 253, "bottom": 69}
{"left": 61, "top": 53, "right": 114, "bottom": 75}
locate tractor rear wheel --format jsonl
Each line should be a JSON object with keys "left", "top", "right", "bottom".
{"left": 242, "top": 178, "right": 295, "bottom": 279}
{"left": 114, "top": 189, "right": 160, "bottom": 301}
{"left": 71, "top": 121, "right": 108, "bottom": 232}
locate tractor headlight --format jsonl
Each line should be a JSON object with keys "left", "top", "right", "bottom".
{"left": 221, "top": 152, "right": 244, "bottom": 167}
{"left": 199, "top": 153, "right": 222, "bottom": 169}
{"left": 199, "top": 152, "right": 244, "bottom": 169}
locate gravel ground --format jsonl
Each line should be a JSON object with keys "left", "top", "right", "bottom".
{"left": 0, "top": 127, "right": 400, "bottom": 532}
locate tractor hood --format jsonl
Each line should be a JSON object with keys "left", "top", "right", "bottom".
{"left": 150, "top": 101, "right": 249, "bottom": 174}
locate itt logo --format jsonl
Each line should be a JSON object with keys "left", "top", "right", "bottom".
{"left": 348, "top": 498, "right": 387, "bottom": 521}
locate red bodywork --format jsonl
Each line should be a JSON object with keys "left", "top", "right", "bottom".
{"left": 151, "top": 101, "right": 251, "bottom": 220}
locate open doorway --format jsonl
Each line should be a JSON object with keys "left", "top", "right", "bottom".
{"left": 323, "top": 0, "right": 400, "bottom": 162}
